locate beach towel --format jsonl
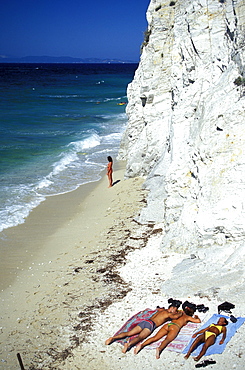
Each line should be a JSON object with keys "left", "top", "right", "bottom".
{"left": 183, "top": 314, "right": 245, "bottom": 357}
{"left": 114, "top": 308, "right": 203, "bottom": 353}
{"left": 148, "top": 320, "right": 202, "bottom": 353}
{"left": 114, "top": 308, "right": 158, "bottom": 344}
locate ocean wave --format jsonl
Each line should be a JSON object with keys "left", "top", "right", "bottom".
{"left": 40, "top": 94, "right": 126, "bottom": 101}
{"left": 104, "top": 96, "right": 127, "bottom": 102}
{"left": 51, "top": 151, "right": 80, "bottom": 176}
{"left": 101, "top": 132, "right": 122, "bottom": 144}
{"left": 51, "top": 113, "right": 88, "bottom": 118}
{"left": 34, "top": 132, "right": 101, "bottom": 191}
{"left": 37, "top": 178, "right": 53, "bottom": 189}
{"left": 0, "top": 186, "right": 45, "bottom": 234}
{"left": 69, "top": 132, "right": 101, "bottom": 151}
{"left": 40, "top": 94, "right": 84, "bottom": 98}
{"left": 100, "top": 112, "right": 127, "bottom": 120}
{"left": 85, "top": 96, "right": 127, "bottom": 103}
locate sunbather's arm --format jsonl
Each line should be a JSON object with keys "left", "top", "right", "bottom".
{"left": 190, "top": 315, "right": 201, "bottom": 324}
{"left": 169, "top": 311, "right": 183, "bottom": 320}
{"left": 192, "top": 326, "right": 209, "bottom": 338}
{"left": 219, "top": 326, "right": 227, "bottom": 344}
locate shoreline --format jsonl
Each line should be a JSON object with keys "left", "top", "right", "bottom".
{"left": 0, "top": 162, "right": 147, "bottom": 369}
{"left": 0, "top": 161, "right": 124, "bottom": 291}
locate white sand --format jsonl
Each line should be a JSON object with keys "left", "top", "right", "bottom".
{"left": 66, "top": 234, "right": 245, "bottom": 370}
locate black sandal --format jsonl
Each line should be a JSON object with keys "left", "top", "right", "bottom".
{"left": 195, "top": 359, "right": 216, "bottom": 368}
{"left": 205, "top": 359, "right": 216, "bottom": 365}
{"left": 195, "top": 361, "right": 207, "bottom": 368}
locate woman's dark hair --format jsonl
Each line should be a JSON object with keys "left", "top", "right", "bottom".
{"left": 168, "top": 298, "right": 182, "bottom": 309}
{"left": 183, "top": 306, "right": 195, "bottom": 316}
{"left": 182, "top": 300, "right": 196, "bottom": 313}
{"left": 223, "top": 318, "right": 228, "bottom": 326}
{"left": 107, "top": 156, "right": 113, "bottom": 162}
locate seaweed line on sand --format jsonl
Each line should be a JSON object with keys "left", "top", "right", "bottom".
{"left": 25, "top": 194, "right": 163, "bottom": 369}
{"left": 28, "top": 222, "right": 156, "bottom": 369}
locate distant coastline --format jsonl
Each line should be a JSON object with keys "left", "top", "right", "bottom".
{"left": 0, "top": 55, "right": 138, "bottom": 64}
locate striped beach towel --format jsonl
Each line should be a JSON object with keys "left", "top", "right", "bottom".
{"left": 114, "top": 308, "right": 202, "bottom": 353}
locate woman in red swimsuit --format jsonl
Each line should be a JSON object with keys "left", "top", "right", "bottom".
{"left": 107, "top": 156, "right": 113, "bottom": 188}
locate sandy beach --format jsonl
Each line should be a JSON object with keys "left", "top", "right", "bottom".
{"left": 1, "top": 162, "right": 244, "bottom": 370}
{"left": 0, "top": 162, "right": 146, "bottom": 369}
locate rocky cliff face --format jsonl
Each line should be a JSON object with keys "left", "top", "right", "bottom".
{"left": 118, "top": 0, "right": 245, "bottom": 300}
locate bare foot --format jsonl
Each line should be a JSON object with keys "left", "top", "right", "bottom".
{"left": 156, "top": 347, "right": 161, "bottom": 359}
{"left": 105, "top": 337, "right": 113, "bottom": 345}
{"left": 184, "top": 354, "right": 190, "bottom": 360}
{"left": 194, "top": 356, "right": 200, "bottom": 362}
{"left": 134, "top": 345, "right": 142, "bottom": 355}
{"left": 122, "top": 341, "right": 130, "bottom": 353}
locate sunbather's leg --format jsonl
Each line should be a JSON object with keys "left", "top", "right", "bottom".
{"left": 194, "top": 336, "right": 216, "bottom": 362}
{"left": 105, "top": 325, "right": 142, "bottom": 345}
{"left": 156, "top": 326, "right": 180, "bottom": 359}
{"left": 122, "top": 328, "right": 151, "bottom": 353}
{"left": 134, "top": 324, "right": 168, "bottom": 354}
{"left": 184, "top": 334, "right": 205, "bottom": 359}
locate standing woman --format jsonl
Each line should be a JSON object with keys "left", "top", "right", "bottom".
{"left": 107, "top": 156, "right": 113, "bottom": 187}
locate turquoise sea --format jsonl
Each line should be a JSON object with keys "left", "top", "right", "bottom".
{"left": 0, "top": 63, "right": 137, "bottom": 234}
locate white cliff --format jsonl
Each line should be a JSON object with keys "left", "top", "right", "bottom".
{"left": 118, "top": 0, "right": 245, "bottom": 301}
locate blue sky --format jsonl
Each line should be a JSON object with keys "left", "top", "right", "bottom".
{"left": 0, "top": 0, "right": 149, "bottom": 61}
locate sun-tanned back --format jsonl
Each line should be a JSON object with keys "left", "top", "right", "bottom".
{"left": 172, "top": 311, "right": 200, "bottom": 328}
{"left": 151, "top": 308, "right": 182, "bottom": 327}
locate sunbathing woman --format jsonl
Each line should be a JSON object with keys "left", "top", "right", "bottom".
{"left": 184, "top": 317, "right": 228, "bottom": 362}
{"left": 105, "top": 304, "right": 182, "bottom": 353}
{"left": 134, "top": 305, "right": 201, "bottom": 358}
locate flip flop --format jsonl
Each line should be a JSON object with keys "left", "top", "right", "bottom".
{"left": 205, "top": 359, "right": 216, "bottom": 365}
{"left": 195, "top": 361, "right": 207, "bottom": 368}
{"left": 196, "top": 359, "right": 217, "bottom": 367}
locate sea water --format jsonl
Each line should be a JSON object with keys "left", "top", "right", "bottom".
{"left": 0, "top": 63, "right": 137, "bottom": 234}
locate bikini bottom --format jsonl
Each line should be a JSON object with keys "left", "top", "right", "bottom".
{"left": 205, "top": 331, "right": 217, "bottom": 340}
{"left": 168, "top": 322, "right": 180, "bottom": 329}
